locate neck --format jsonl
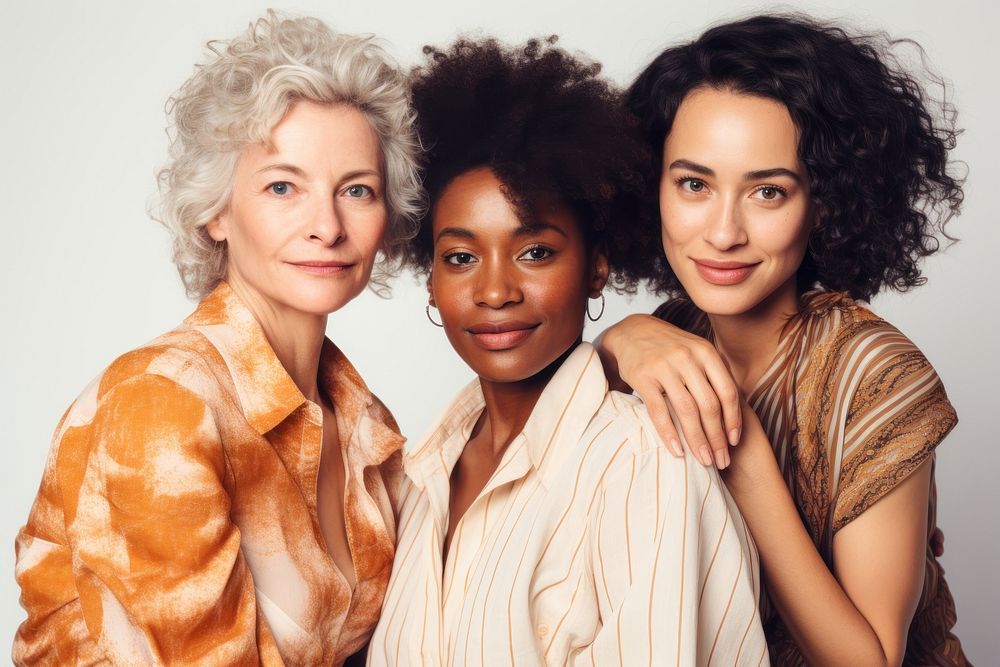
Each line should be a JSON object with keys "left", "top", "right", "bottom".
{"left": 706, "top": 279, "right": 801, "bottom": 395}
{"left": 474, "top": 343, "right": 576, "bottom": 459}
{"left": 227, "top": 276, "right": 328, "bottom": 404}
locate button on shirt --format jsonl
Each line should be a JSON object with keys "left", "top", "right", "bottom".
{"left": 14, "top": 282, "right": 404, "bottom": 666}
{"left": 368, "top": 343, "right": 767, "bottom": 666}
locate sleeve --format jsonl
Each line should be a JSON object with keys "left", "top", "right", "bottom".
{"left": 575, "top": 413, "right": 768, "bottom": 666}
{"left": 14, "top": 403, "right": 111, "bottom": 666}
{"left": 65, "top": 373, "right": 277, "bottom": 665}
{"left": 828, "top": 323, "right": 958, "bottom": 532}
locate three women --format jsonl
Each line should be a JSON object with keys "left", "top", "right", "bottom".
{"left": 14, "top": 9, "right": 966, "bottom": 666}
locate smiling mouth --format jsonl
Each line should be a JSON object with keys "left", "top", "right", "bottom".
{"left": 693, "top": 259, "right": 760, "bottom": 286}
{"left": 466, "top": 321, "right": 540, "bottom": 351}
{"left": 288, "top": 261, "right": 354, "bottom": 275}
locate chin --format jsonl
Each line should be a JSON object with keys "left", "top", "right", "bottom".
{"left": 684, "top": 287, "right": 763, "bottom": 318}
{"left": 284, "top": 285, "right": 365, "bottom": 316}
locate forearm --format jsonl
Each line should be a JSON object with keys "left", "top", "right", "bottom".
{"left": 725, "top": 444, "right": 890, "bottom": 666}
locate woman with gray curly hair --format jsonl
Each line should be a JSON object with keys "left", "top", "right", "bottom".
{"left": 13, "top": 11, "right": 421, "bottom": 665}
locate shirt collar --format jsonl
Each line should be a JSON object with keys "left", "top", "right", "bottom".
{"left": 183, "top": 281, "right": 403, "bottom": 465}
{"left": 406, "top": 342, "right": 608, "bottom": 490}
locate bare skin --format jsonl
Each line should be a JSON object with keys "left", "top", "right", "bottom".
{"left": 598, "top": 88, "right": 931, "bottom": 666}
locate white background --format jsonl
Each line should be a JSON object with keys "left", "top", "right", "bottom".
{"left": 1, "top": 0, "right": 996, "bottom": 660}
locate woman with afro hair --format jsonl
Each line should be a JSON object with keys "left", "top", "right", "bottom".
{"left": 597, "top": 13, "right": 969, "bottom": 666}
{"left": 367, "top": 37, "right": 766, "bottom": 665}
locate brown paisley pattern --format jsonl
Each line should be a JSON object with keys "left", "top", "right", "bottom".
{"left": 656, "top": 291, "right": 969, "bottom": 666}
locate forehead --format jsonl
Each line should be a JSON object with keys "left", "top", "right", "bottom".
{"left": 665, "top": 87, "right": 799, "bottom": 166}
{"left": 432, "top": 168, "right": 580, "bottom": 238}
{"left": 257, "top": 100, "right": 381, "bottom": 166}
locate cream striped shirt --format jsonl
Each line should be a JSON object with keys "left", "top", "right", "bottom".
{"left": 368, "top": 343, "right": 766, "bottom": 666}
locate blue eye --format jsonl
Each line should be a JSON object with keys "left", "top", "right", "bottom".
{"left": 269, "top": 182, "right": 291, "bottom": 196}
{"left": 444, "top": 252, "right": 476, "bottom": 266}
{"left": 345, "top": 184, "right": 373, "bottom": 198}
{"left": 519, "top": 246, "right": 553, "bottom": 261}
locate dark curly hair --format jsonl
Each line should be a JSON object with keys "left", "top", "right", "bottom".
{"left": 402, "top": 36, "right": 662, "bottom": 292}
{"left": 627, "top": 13, "right": 964, "bottom": 300}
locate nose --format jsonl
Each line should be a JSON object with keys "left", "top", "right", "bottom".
{"left": 474, "top": 257, "right": 523, "bottom": 309}
{"left": 704, "top": 195, "right": 748, "bottom": 250}
{"left": 308, "top": 197, "right": 346, "bottom": 246}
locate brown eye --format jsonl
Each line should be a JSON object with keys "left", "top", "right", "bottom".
{"left": 752, "top": 184, "right": 787, "bottom": 202}
{"left": 680, "top": 178, "right": 706, "bottom": 193}
{"left": 519, "top": 246, "right": 554, "bottom": 261}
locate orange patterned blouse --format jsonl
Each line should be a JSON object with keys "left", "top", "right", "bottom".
{"left": 14, "top": 282, "right": 404, "bottom": 666}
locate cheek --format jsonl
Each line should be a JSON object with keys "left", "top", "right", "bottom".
{"left": 759, "top": 208, "right": 812, "bottom": 262}
{"left": 352, "top": 210, "right": 389, "bottom": 260}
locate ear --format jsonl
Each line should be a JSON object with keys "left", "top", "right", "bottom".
{"left": 426, "top": 272, "right": 436, "bottom": 307}
{"left": 588, "top": 243, "right": 610, "bottom": 298}
{"left": 206, "top": 210, "right": 229, "bottom": 243}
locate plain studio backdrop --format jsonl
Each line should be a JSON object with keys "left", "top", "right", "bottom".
{"left": 2, "top": 0, "right": 996, "bottom": 659}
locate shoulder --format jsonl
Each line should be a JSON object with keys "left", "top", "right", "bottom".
{"left": 96, "top": 327, "right": 229, "bottom": 408}
{"left": 587, "top": 391, "right": 720, "bottom": 494}
{"left": 652, "top": 297, "right": 710, "bottom": 337}
{"left": 802, "top": 294, "right": 950, "bottom": 406}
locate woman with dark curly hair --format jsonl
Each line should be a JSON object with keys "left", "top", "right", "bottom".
{"left": 367, "top": 37, "right": 765, "bottom": 665}
{"left": 596, "top": 13, "right": 968, "bottom": 666}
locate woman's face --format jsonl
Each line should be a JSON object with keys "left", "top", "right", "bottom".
{"left": 659, "top": 87, "right": 813, "bottom": 318}
{"left": 207, "top": 101, "right": 386, "bottom": 317}
{"left": 430, "top": 167, "right": 608, "bottom": 384}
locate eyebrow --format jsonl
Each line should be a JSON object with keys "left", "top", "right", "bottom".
{"left": 434, "top": 222, "right": 570, "bottom": 243}
{"left": 254, "top": 164, "right": 381, "bottom": 182}
{"left": 255, "top": 163, "right": 307, "bottom": 177}
{"left": 668, "top": 159, "right": 801, "bottom": 183}
{"left": 513, "top": 222, "right": 569, "bottom": 239}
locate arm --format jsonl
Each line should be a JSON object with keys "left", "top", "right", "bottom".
{"left": 69, "top": 373, "right": 273, "bottom": 664}
{"left": 575, "top": 435, "right": 766, "bottom": 666}
{"left": 723, "top": 403, "right": 929, "bottom": 667}
{"left": 595, "top": 314, "right": 741, "bottom": 468}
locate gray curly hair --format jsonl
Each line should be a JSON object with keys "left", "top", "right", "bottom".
{"left": 156, "top": 11, "right": 423, "bottom": 299}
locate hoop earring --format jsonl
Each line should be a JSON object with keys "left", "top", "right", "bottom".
{"left": 587, "top": 293, "right": 606, "bottom": 322}
{"left": 425, "top": 304, "right": 444, "bottom": 328}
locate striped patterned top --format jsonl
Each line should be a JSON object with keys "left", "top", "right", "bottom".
{"left": 367, "top": 343, "right": 767, "bottom": 666}
{"left": 655, "top": 290, "right": 968, "bottom": 666}
{"left": 14, "top": 282, "right": 404, "bottom": 666}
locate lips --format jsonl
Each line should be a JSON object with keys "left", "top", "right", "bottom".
{"left": 288, "top": 260, "right": 354, "bottom": 275}
{"left": 692, "top": 259, "right": 760, "bottom": 286}
{"left": 466, "top": 320, "right": 540, "bottom": 351}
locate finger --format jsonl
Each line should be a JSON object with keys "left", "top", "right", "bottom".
{"left": 633, "top": 381, "right": 684, "bottom": 458}
{"left": 660, "top": 375, "right": 714, "bottom": 466}
{"left": 704, "top": 356, "right": 742, "bottom": 446}
{"left": 679, "top": 371, "right": 730, "bottom": 468}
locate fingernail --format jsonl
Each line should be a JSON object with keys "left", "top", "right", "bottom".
{"left": 714, "top": 449, "right": 728, "bottom": 469}
{"left": 699, "top": 446, "right": 713, "bottom": 466}
{"left": 729, "top": 428, "right": 740, "bottom": 446}
{"left": 670, "top": 438, "right": 683, "bottom": 458}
